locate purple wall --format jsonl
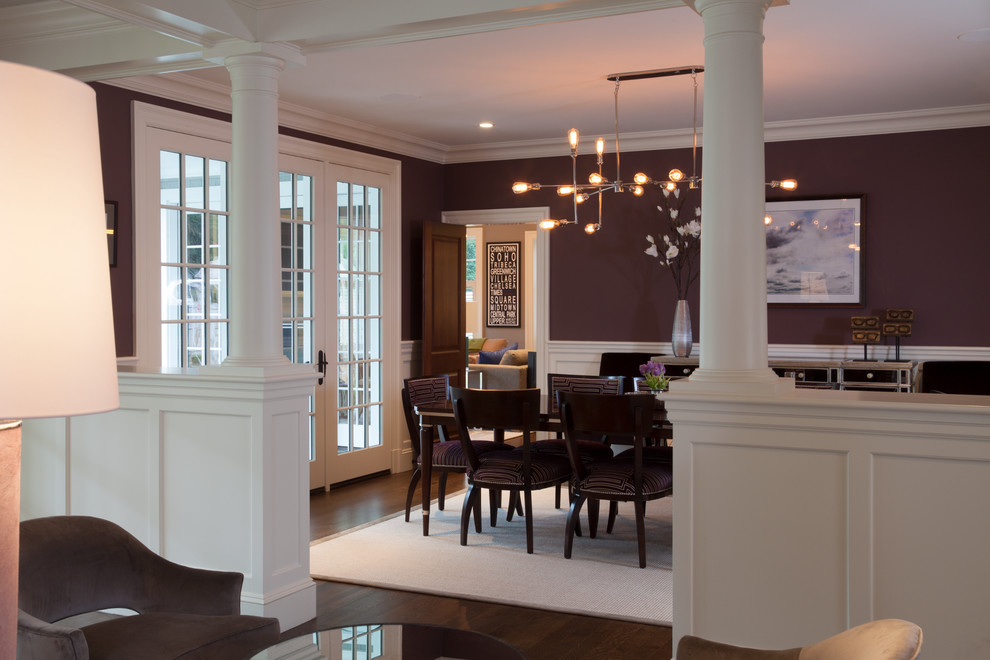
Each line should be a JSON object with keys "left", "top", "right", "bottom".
{"left": 444, "top": 127, "right": 990, "bottom": 347}
{"left": 91, "top": 78, "right": 990, "bottom": 352}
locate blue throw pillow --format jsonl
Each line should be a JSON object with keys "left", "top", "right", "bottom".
{"left": 478, "top": 342, "right": 518, "bottom": 365}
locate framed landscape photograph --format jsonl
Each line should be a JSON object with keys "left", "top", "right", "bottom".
{"left": 765, "top": 195, "right": 864, "bottom": 306}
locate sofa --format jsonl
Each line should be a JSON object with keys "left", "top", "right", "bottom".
{"left": 472, "top": 348, "right": 536, "bottom": 389}
{"left": 467, "top": 337, "right": 512, "bottom": 364}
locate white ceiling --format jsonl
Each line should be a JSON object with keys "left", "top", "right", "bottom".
{"left": 2, "top": 0, "right": 988, "bottom": 161}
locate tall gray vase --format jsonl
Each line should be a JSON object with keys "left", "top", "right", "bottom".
{"left": 671, "top": 299, "right": 693, "bottom": 357}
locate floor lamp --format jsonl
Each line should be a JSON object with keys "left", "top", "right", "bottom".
{"left": 0, "top": 61, "right": 120, "bottom": 658}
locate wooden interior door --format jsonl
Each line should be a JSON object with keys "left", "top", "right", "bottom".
{"left": 422, "top": 221, "right": 466, "bottom": 385}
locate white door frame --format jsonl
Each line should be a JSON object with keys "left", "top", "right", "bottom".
{"left": 441, "top": 207, "right": 549, "bottom": 389}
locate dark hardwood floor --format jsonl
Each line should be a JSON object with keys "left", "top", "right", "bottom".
{"left": 283, "top": 470, "right": 673, "bottom": 659}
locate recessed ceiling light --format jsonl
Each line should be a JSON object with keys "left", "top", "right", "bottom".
{"left": 958, "top": 27, "right": 990, "bottom": 42}
{"left": 479, "top": 122, "right": 494, "bottom": 129}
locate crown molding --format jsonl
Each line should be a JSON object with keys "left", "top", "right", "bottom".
{"left": 105, "top": 74, "right": 990, "bottom": 165}
{"left": 762, "top": 104, "right": 990, "bottom": 143}
{"left": 105, "top": 73, "right": 449, "bottom": 163}
{"left": 447, "top": 104, "right": 990, "bottom": 163}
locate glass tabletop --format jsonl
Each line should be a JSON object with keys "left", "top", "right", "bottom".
{"left": 256, "top": 623, "right": 525, "bottom": 659}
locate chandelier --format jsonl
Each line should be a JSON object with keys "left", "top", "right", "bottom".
{"left": 511, "top": 65, "right": 797, "bottom": 234}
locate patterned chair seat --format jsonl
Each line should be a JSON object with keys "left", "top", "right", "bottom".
{"left": 450, "top": 387, "right": 572, "bottom": 554}
{"left": 576, "top": 460, "right": 673, "bottom": 498}
{"left": 471, "top": 449, "right": 572, "bottom": 488}
{"left": 557, "top": 390, "right": 673, "bottom": 567}
{"left": 531, "top": 437, "right": 613, "bottom": 461}
{"left": 422, "top": 440, "right": 512, "bottom": 469}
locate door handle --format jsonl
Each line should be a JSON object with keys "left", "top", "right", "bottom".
{"left": 317, "top": 349, "right": 328, "bottom": 385}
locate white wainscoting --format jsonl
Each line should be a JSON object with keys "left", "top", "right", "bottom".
{"left": 403, "top": 339, "right": 990, "bottom": 401}
{"left": 665, "top": 388, "right": 990, "bottom": 660}
{"left": 21, "top": 367, "right": 319, "bottom": 630}
{"left": 532, "top": 340, "right": 990, "bottom": 386}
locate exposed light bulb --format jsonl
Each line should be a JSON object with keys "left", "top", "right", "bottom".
{"left": 668, "top": 169, "right": 684, "bottom": 182}
{"left": 633, "top": 172, "right": 649, "bottom": 185}
{"left": 558, "top": 186, "right": 574, "bottom": 196}
{"left": 589, "top": 173, "right": 604, "bottom": 185}
{"left": 584, "top": 223, "right": 599, "bottom": 234}
{"left": 575, "top": 194, "right": 588, "bottom": 203}
{"left": 768, "top": 179, "right": 799, "bottom": 190}
{"left": 764, "top": 214, "right": 773, "bottom": 226}
{"left": 512, "top": 182, "right": 535, "bottom": 194}
{"left": 632, "top": 185, "right": 644, "bottom": 196}
{"left": 538, "top": 219, "right": 560, "bottom": 230}
{"left": 568, "top": 129, "right": 579, "bottom": 150}
{"left": 595, "top": 137, "right": 605, "bottom": 156}
{"left": 664, "top": 181, "right": 677, "bottom": 192}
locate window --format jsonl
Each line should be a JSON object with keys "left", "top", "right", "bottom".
{"left": 159, "top": 150, "right": 230, "bottom": 368}
{"left": 466, "top": 235, "right": 476, "bottom": 302}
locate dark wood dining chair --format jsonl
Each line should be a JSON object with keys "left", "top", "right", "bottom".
{"left": 533, "top": 373, "right": 624, "bottom": 507}
{"left": 450, "top": 387, "right": 572, "bottom": 554}
{"left": 558, "top": 390, "right": 673, "bottom": 568}
{"left": 598, "top": 351, "right": 657, "bottom": 394}
{"left": 401, "top": 375, "right": 512, "bottom": 523}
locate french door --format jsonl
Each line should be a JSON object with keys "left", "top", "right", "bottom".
{"left": 326, "top": 167, "right": 390, "bottom": 485}
{"left": 280, "top": 156, "right": 392, "bottom": 489}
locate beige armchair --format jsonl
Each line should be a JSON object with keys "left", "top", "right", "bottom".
{"left": 677, "top": 619, "right": 922, "bottom": 660}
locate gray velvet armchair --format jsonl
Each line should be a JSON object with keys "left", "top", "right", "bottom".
{"left": 18, "top": 515, "right": 280, "bottom": 659}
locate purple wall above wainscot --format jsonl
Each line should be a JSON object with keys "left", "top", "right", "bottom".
{"left": 444, "top": 127, "right": 990, "bottom": 348}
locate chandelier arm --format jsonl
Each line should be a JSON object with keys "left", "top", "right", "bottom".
{"left": 571, "top": 146, "right": 578, "bottom": 224}
{"left": 614, "top": 79, "right": 622, "bottom": 187}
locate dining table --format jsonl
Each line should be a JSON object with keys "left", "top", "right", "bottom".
{"left": 413, "top": 394, "right": 672, "bottom": 536}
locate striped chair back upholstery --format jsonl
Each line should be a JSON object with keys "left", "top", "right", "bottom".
{"left": 547, "top": 373, "right": 623, "bottom": 416}
{"left": 405, "top": 375, "right": 450, "bottom": 407}
{"left": 401, "top": 375, "right": 452, "bottom": 454}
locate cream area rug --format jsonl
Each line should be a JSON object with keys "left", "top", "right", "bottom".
{"left": 309, "top": 486, "right": 673, "bottom": 626}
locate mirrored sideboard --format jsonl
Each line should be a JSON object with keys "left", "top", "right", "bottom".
{"left": 656, "top": 357, "right": 915, "bottom": 392}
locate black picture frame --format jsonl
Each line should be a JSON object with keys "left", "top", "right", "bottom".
{"left": 486, "top": 241, "right": 520, "bottom": 327}
{"left": 105, "top": 200, "right": 118, "bottom": 267}
{"left": 765, "top": 195, "right": 864, "bottom": 307}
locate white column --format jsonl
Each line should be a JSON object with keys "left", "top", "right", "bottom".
{"left": 674, "top": 0, "right": 788, "bottom": 394}
{"left": 219, "top": 47, "right": 296, "bottom": 370}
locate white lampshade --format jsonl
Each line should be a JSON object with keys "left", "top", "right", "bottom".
{"left": 0, "top": 61, "right": 119, "bottom": 419}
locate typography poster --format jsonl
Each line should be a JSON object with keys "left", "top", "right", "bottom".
{"left": 486, "top": 242, "right": 520, "bottom": 327}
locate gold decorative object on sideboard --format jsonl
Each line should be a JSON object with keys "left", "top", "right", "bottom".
{"left": 882, "top": 308, "right": 914, "bottom": 361}
{"left": 851, "top": 316, "right": 881, "bottom": 360}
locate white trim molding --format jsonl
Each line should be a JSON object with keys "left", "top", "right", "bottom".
{"left": 541, "top": 340, "right": 990, "bottom": 381}
{"left": 111, "top": 75, "right": 990, "bottom": 165}
{"left": 442, "top": 207, "right": 550, "bottom": 389}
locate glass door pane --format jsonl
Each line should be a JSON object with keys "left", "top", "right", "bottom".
{"left": 336, "top": 182, "right": 383, "bottom": 456}
{"left": 279, "top": 169, "right": 320, "bottom": 487}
